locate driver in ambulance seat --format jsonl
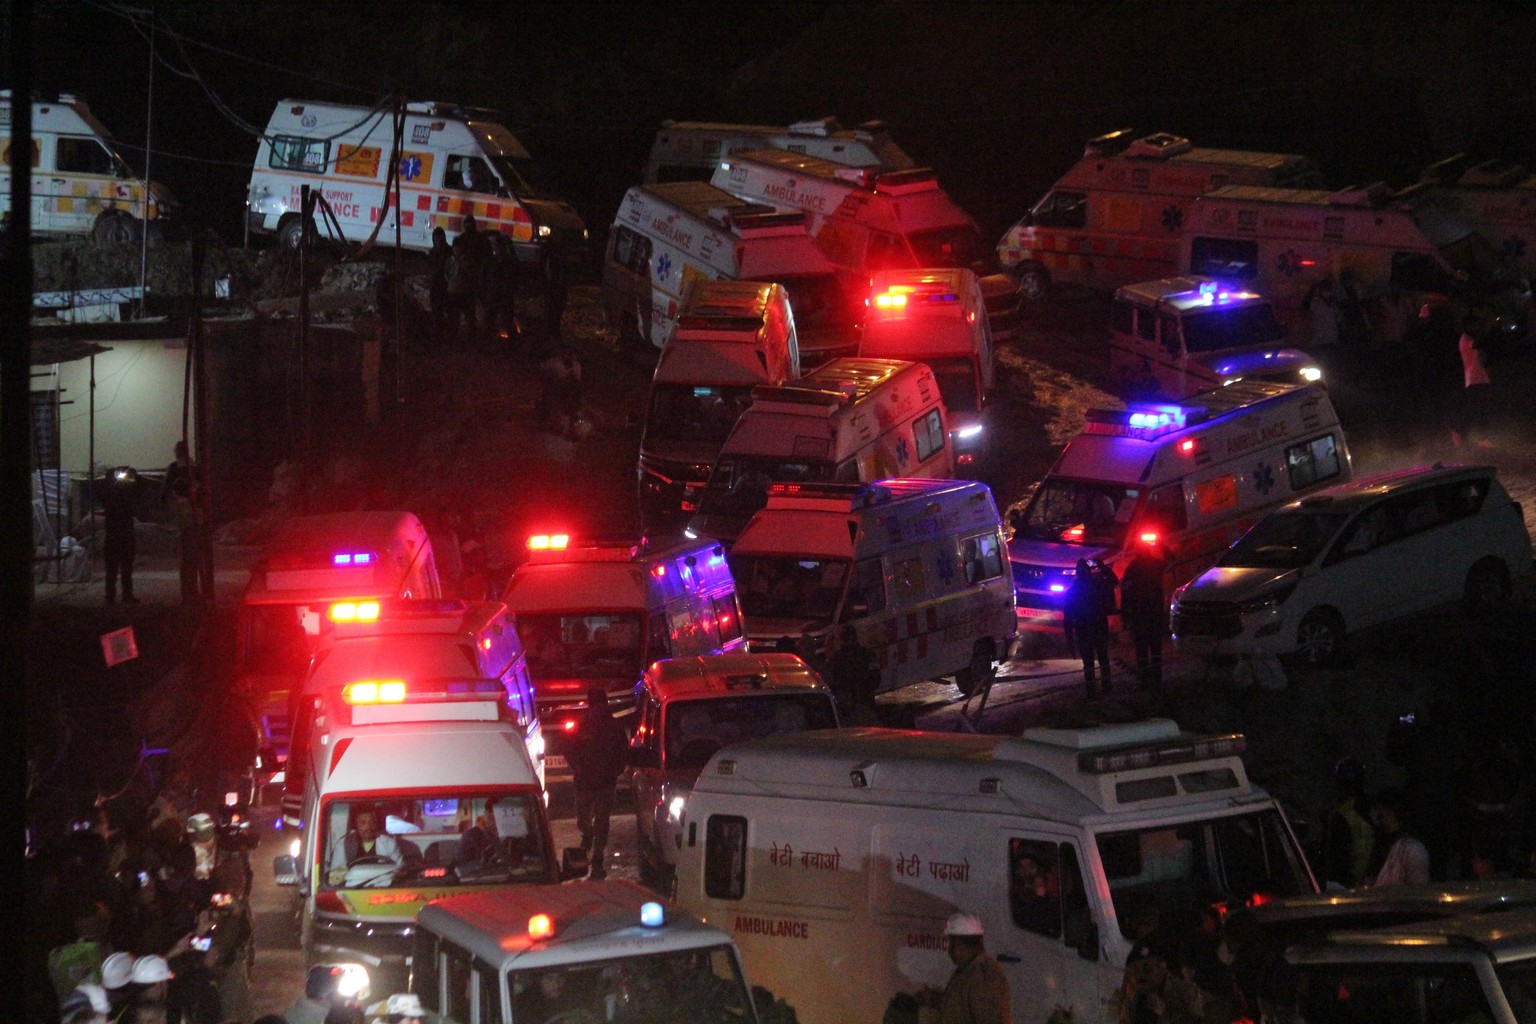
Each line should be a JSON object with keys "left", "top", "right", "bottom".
{"left": 454, "top": 798, "right": 532, "bottom": 870}
{"left": 327, "top": 807, "right": 403, "bottom": 884}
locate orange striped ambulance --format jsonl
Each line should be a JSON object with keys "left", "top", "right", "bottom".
{"left": 246, "top": 99, "right": 587, "bottom": 268}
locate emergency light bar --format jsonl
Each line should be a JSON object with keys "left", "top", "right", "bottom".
{"left": 332, "top": 551, "right": 375, "bottom": 566}
{"left": 528, "top": 534, "right": 570, "bottom": 550}
{"left": 329, "top": 601, "right": 381, "bottom": 623}
{"left": 528, "top": 914, "right": 554, "bottom": 940}
{"left": 1083, "top": 402, "right": 1211, "bottom": 440}
{"left": 344, "top": 680, "right": 407, "bottom": 704}
{"left": 1077, "top": 733, "right": 1246, "bottom": 774}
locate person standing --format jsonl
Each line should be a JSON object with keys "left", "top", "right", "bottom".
{"left": 1367, "top": 789, "right": 1431, "bottom": 887}
{"left": 915, "top": 914, "right": 1011, "bottom": 1024}
{"left": 1453, "top": 316, "right": 1494, "bottom": 449}
{"left": 101, "top": 467, "right": 140, "bottom": 605}
{"left": 446, "top": 215, "right": 487, "bottom": 345}
{"left": 825, "top": 625, "right": 880, "bottom": 724}
{"left": 162, "top": 442, "right": 207, "bottom": 605}
{"left": 1066, "top": 558, "right": 1116, "bottom": 697}
{"left": 565, "top": 687, "right": 629, "bottom": 879}
{"left": 426, "top": 227, "right": 451, "bottom": 345}
{"left": 482, "top": 232, "right": 519, "bottom": 348}
{"left": 1118, "top": 538, "right": 1169, "bottom": 691}
{"left": 1320, "top": 758, "right": 1374, "bottom": 890}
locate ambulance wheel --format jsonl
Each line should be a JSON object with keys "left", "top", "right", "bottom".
{"left": 92, "top": 209, "right": 140, "bottom": 245}
{"left": 1292, "top": 608, "right": 1344, "bottom": 668}
{"left": 955, "top": 639, "right": 996, "bottom": 696}
{"left": 1014, "top": 264, "right": 1049, "bottom": 303}
{"left": 277, "top": 216, "right": 309, "bottom": 251}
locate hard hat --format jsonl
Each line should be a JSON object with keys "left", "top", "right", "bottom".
{"left": 64, "top": 984, "right": 111, "bottom": 1016}
{"left": 186, "top": 812, "right": 216, "bottom": 841}
{"left": 101, "top": 951, "right": 137, "bottom": 990}
{"left": 943, "top": 913, "right": 985, "bottom": 937}
{"left": 130, "top": 954, "right": 174, "bottom": 984}
{"left": 386, "top": 993, "right": 426, "bottom": 1018}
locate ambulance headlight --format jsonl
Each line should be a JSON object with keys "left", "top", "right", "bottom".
{"left": 955, "top": 424, "right": 983, "bottom": 440}
{"left": 1299, "top": 366, "right": 1323, "bottom": 383}
{"left": 666, "top": 796, "right": 686, "bottom": 824}
{"left": 289, "top": 839, "right": 301, "bottom": 859}
{"left": 332, "top": 963, "right": 370, "bottom": 1001}
{"left": 537, "top": 224, "right": 552, "bottom": 238}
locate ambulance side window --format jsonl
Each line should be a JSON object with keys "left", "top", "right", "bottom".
{"left": 913, "top": 409, "right": 946, "bottom": 463}
{"left": 614, "top": 226, "right": 651, "bottom": 274}
{"left": 1285, "top": 434, "right": 1342, "bottom": 491}
{"left": 446, "top": 155, "right": 494, "bottom": 193}
{"left": 704, "top": 815, "right": 748, "bottom": 900}
{"left": 1032, "top": 190, "right": 1087, "bottom": 229}
{"left": 646, "top": 614, "right": 672, "bottom": 662}
{"left": 1008, "top": 837, "right": 1062, "bottom": 938}
{"left": 477, "top": 961, "right": 504, "bottom": 1024}
{"left": 713, "top": 594, "right": 744, "bottom": 645}
{"left": 847, "top": 558, "right": 887, "bottom": 616}
{"left": 269, "top": 134, "right": 328, "bottom": 173}
{"left": 505, "top": 664, "right": 535, "bottom": 729}
{"left": 834, "top": 460, "right": 861, "bottom": 483}
{"left": 1136, "top": 308, "right": 1156, "bottom": 343}
{"left": 1144, "top": 484, "right": 1188, "bottom": 534}
{"left": 1158, "top": 314, "right": 1181, "bottom": 357}
{"left": 1188, "top": 237, "right": 1259, "bottom": 280}
{"left": 961, "top": 533, "right": 1004, "bottom": 585}
{"left": 1111, "top": 300, "right": 1135, "bottom": 337}
{"left": 55, "top": 137, "right": 117, "bottom": 176}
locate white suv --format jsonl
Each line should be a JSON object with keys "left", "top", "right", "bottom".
{"left": 1171, "top": 465, "right": 1532, "bottom": 666}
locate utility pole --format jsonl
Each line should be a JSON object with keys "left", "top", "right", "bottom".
{"left": 298, "top": 186, "right": 313, "bottom": 514}
{"left": 191, "top": 234, "right": 215, "bottom": 599}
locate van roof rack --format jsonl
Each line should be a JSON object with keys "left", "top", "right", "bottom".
{"left": 1125, "top": 132, "right": 1193, "bottom": 160}
{"left": 1083, "top": 128, "right": 1136, "bottom": 158}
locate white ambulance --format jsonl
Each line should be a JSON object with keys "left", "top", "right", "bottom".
{"left": 639, "top": 280, "right": 803, "bottom": 531}
{"left": 281, "top": 598, "right": 546, "bottom": 827}
{"left": 1182, "top": 182, "right": 1531, "bottom": 343}
{"left": 236, "top": 511, "right": 441, "bottom": 787}
{"left": 0, "top": 90, "right": 176, "bottom": 241}
{"left": 859, "top": 268, "right": 995, "bottom": 470}
{"left": 644, "top": 115, "right": 914, "bottom": 183}
{"left": 675, "top": 719, "right": 1319, "bottom": 1024}
{"left": 501, "top": 534, "right": 746, "bottom": 773}
{"left": 687, "top": 357, "right": 952, "bottom": 546}
{"left": 630, "top": 651, "right": 839, "bottom": 888}
{"left": 726, "top": 478, "right": 1016, "bottom": 696}
{"left": 996, "top": 129, "right": 1323, "bottom": 299}
{"left": 1421, "top": 153, "right": 1536, "bottom": 277}
{"left": 711, "top": 148, "right": 1024, "bottom": 342}
{"left": 1006, "top": 382, "right": 1351, "bottom": 626}
{"left": 1109, "top": 276, "right": 1322, "bottom": 398}
{"left": 603, "top": 181, "right": 845, "bottom": 350}
{"left": 271, "top": 674, "right": 558, "bottom": 990}
{"left": 412, "top": 881, "right": 763, "bottom": 1024}
{"left": 246, "top": 99, "right": 587, "bottom": 268}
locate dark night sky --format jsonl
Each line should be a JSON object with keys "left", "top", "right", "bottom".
{"left": 16, "top": 1, "right": 1536, "bottom": 242}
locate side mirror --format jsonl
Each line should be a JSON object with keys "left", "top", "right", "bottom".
{"left": 629, "top": 746, "right": 661, "bottom": 770}
{"left": 272, "top": 854, "right": 300, "bottom": 886}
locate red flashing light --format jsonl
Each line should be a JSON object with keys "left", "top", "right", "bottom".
{"left": 528, "top": 534, "right": 570, "bottom": 551}
{"left": 528, "top": 913, "right": 554, "bottom": 940}
{"left": 718, "top": 612, "right": 734, "bottom": 628}
{"left": 1179, "top": 439, "right": 1197, "bottom": 454}
{"left": 1061, "top": 525, "right": 1085, "bottom": 542}
{"left": 966, "top": 310, "right": 976, "bottom": 324}
{"left": 651, "top": 565, "right": 668, "bottom": 578}
{"left": 1138, "top": 531, "right": 1160, "bottom": 546}
{"left": 874, "top": 291, "right": 908, "bottom": 309}
{"left": 480, "top": 638, "right": 492, "bottom": 651}
{"left": 421, "top": 866, "right": 447, "bottom": 879}
{"left": 329, "top": 600, "right": 381, "bottom": 623}
{"left": 344, "top": 680, "right": 407, "bottom": 704}
{"left": 562, "top": 719, "right": 577, "bottom": 731}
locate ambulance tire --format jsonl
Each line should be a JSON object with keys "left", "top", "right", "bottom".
{"left": 1291, "top": 607, "right": 1345, "bottom": 669}
{"left": 955, "top": 639, "right": 996, "bottom": 697}
{"left": 277, "top": 216, "right": 309, "bottom": 251}
{"left": 92, "top": 209, "right": 140, "bottom": 245}
{"left": 1014, "top": 263, "right": 1049, "bottom": 303}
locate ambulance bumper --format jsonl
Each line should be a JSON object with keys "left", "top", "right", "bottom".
{"left": 310, "top": 914, "right": 415, "bottom": 970}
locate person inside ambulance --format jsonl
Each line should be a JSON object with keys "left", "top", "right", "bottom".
{"left": 326, "top": 807, "right": 403, "bottom": 885}
{"left": 514, "top": 967, "right": 602, "bottom": 1024}
{"left": 446, "top": 155, "right": 495, "bottom": 194}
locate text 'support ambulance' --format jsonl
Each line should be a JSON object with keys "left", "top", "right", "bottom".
{"left": 675, "top": 720, "right": 1318, "bottom": 1024}
{"left": 996, "top": 129, "right": 1323, "bottom": 299}
{"left": 1006, "top": 382, "right": 1351, "bottom": 624}
{"left": 728, "top": 478, "right": 1015, "bottom": 696}
{"left": 246, "top": 99, "right": 587, "bottom": 267}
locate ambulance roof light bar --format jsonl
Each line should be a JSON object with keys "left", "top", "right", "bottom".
{"left": 527, "top": 534, "right": 570, "bottom": 551}
{"left": 329, "top": 601, "right": 381, "bottom": 623}
{"left": 332, "top": 551, "right": 375, "bottom": 566}
{"left": 1077, "top": 732, "right": 1246, "bottom": 774}
{"left": 343, "top": 678, "right": 505, "bottom": 705}
{"left": 1083, "top": 402, "right": 1212, "bottom": 440}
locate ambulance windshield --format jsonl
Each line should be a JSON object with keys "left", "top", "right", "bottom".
{"left": 321, "top": 791, "right": 550, "bottom": 890}
{"left": 1016, "top": 480, "right": 1139, "bottom": 546}
{"left": 734, "top": 555, "right": 848, "bottom": 623}
{"left": 471, "top": 121, "right": 555, "bottom": 198}
{"left": 1181, "top": 304, "right": 1286, "bottom": 353}
{"left": 646, "top": 385, "right": 755, "bottom": 445}
{"left": 517, "top": 614, "right": 645, "bottom": 679}
{"left": 665, "top": 694, "right": 839, "bottom": 770}
{"left": 1097, "top": 808, "right": 1314, "bottom": 937}
{"left": 908, "top": 224, "right": 985, "bottom": 268}
{"left": 698, "top": 456, "right": 840, "bottom": 518}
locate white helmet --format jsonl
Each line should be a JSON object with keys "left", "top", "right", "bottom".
{"left": 944, "top": 913, "right": 985, "bottom": 937}
{"left": 101, "top": 952, "right": 136, "bottom": 990}
{"left": 386, "top": 993, "right": 426, "bottom": 1019}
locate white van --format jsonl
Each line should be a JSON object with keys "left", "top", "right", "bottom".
{"left": 1006, "top": 382, "right": 1352, "bottom": 625}
{"left": 0, "top": 90, "right": 176, "bottom": 241}
{"left": 728, "top": 478, "right": 1016, "bottom": 696}
{"left": 644, "top": 115, "right": 913, "bottom": 183}
{"left": 246, "top": 99, "right": 587, "bottom": 268}
{"left": 997, "top": 129, "right": 1323, "bottom": 299}
{"left": 281, "top": 598, "right": 546, "bottom": 826}
{"left": 603, "top": 180, "right": 846, "bottom": 351}
{"left": 1421, "top": 153, "right": 1536, "bottom": 278}
{"left": 271, "top": 675, "right": 558, "bottom": 991}
{"left": 1182, "top": 182, "right": 1530, "bottom": 344}
{"left": 688, "top": 357, "right": 953, "bottom": 545}
{"left": 639, "top": 280, "right": 803, "bottom": 530}
{"left": 712, "top": 148, "right": 1024, "bottom": 342}
{"left": 237, "top": 511, "right": 441, "bottom": 786}
{"left": 1109, "top": 276, "right": 1323, "bottom": 397}
{"left": 501, "top": 535, "right": 746, "bottom": 773}
{"left": 859, "top": 268, "right": 995, "bottom": 469}
{"left": 630, "top": 652, "right": 839, "bottom": 888}
{"left": 674, "top": 719, "right": 1319, "bottom": 1024}
{"left": 412, "top": 881, "right": 763, "bottom": 1024}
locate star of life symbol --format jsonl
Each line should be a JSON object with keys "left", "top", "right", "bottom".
{"left": 655, "top": 253, "right": 672, "bottom": 280}
{"left": 1253, "top": 461, "right": 1276, "bottom": 495}
{"left": 1161, "top": 204, "right": 1184, "bottom": 232}
{"left": 1278, "top": 249, "right": 1305, "bottom": 277}
{"left": 895, "top": 437, "right": 911, "bottom": 466}
{"left": 398, "top": 155, "right": 423, "bottom": 181}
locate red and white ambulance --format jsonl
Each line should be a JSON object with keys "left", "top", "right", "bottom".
{"left": 1421, "top": 153, "right": 1536, "bottom": 278}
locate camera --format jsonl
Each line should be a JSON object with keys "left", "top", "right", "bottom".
{"left": 192, "top": 936, "right": 212, "bottom": 952}
{"left": 211, "top": 893, "right": 233, "bottom": 909}
{"left": 137, "top": 871, "right": 150, "bottom": 886}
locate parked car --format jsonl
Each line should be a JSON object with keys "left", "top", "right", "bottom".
{"left": 1171, "top": 464, "right": 1532, "bottom": 666}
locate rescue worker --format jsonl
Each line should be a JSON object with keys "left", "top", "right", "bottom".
{"left": 101, "top": 466, "right": 140, "bottom": 604}
{"left": 1065, "top": 558, "right": 1116, "bottom": 697}
{"left": 914, "top": 913, "right": 1011, "bottom": 1024}
{"left": 1320, "top": 757, "right": 1374, "bottom": 890}
{"left": 284, "top": 965, "right": 343, "bottom": 1024}
{"left": 1118, "top": 536, "right": 1169, "bottom": 691}
{"left": 565, "top": 687, "right": 628, "bottom": 879}
{"left": 162, "top": 441, "right": 208, "bottom": 604}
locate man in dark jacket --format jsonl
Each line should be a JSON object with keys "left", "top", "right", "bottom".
{"left": 1065, "top": 559, "right": 1116, "bottom": 697}
{"left": 565, "top": 687, "right": 629, "bottom": 879}
{"left": 1119, "top": 538, "right": 1170, "bottom": 691}
{"left": 101, "top": 467, "right": 140, "bottom": 604}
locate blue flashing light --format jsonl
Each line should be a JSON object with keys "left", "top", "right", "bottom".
{"left": 707, "top": 552, "right": 727, "bottom": 567}
{"left": 333, "top": 552, "right": 373, "bottom": 566}
{"left": 640, "top": 901, "right": 665, "bottom": 928}
{"left": 334, "top": 553, "right": 352, "bottom": 565}
{"left": 1198, "top": 280, "right": 1217, "bottom": 297}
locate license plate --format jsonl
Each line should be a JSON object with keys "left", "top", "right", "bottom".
{"left": 1017, "top": 607, "right": 1060, "bottom": 619}
{"left": 544, "top": 755, "right": 569, "bottom": 771}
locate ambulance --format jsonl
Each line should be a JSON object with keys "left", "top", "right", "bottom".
{"left": 674, "top": 719, "right": 1318, "bottom": 1024}
{"left": 859, "top": 268, "right": 995, "bottom": 470}
{"left": 246, "top": 99, "right": 587, "bottom": 268}
{"left": 1109, "top": 276, "right": 1323, "bottom": 398}
{"left": 281, "top": 598, "right": 546, "bottom": 829}
{"left": 711, "top": 148, "right": 1024, "bottom": 342}
{"left": 630, "top": 652, "right": 839, "bottom": 888}
{"left": 501, "top": 535, "right": 746, "bottom": 773}
{"left": 639, "top": 280, "right": 803, "bottom": 531}
{"left": 686, "top": 358, "right": 953, "bottom": 546}
{"left": 725, "top": 478, "right": 1015, "bottom": 696}
{"left": 1421, "top": 153, "right": 1536, "bottom": 277}
{"left": 1182, "top": 182, "right": 1531, "bottom": 343}
{"left": 271, "top": 674, "right": 558, "bottom": 990}
{"left": 644, "top": 115, "right": 913, "bottom": 183}
{"left": 996, "top": 129, "right": 1323, "bottom": 299}
{"left": 1006, "top": 382, "right": 1351, "bottom": 626}
{"left": 236, "top": 511, "right": 441, "bottom": 787}
{"left": 412, "top": 881, "right": 763, "bottom": 1024}
{"left": 603, "top": 181, "right": 845, "bottom": 350}
{"left": 0, "top": 90, "right": 176, "bottom": 241}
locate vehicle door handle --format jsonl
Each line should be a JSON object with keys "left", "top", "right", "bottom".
{"left": 996, "top": 953, "right": 1022, "bottom": 964}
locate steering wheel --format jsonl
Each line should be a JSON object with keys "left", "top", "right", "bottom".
{"left": 349, "top": 855, "right": 396, "bottom": 867}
